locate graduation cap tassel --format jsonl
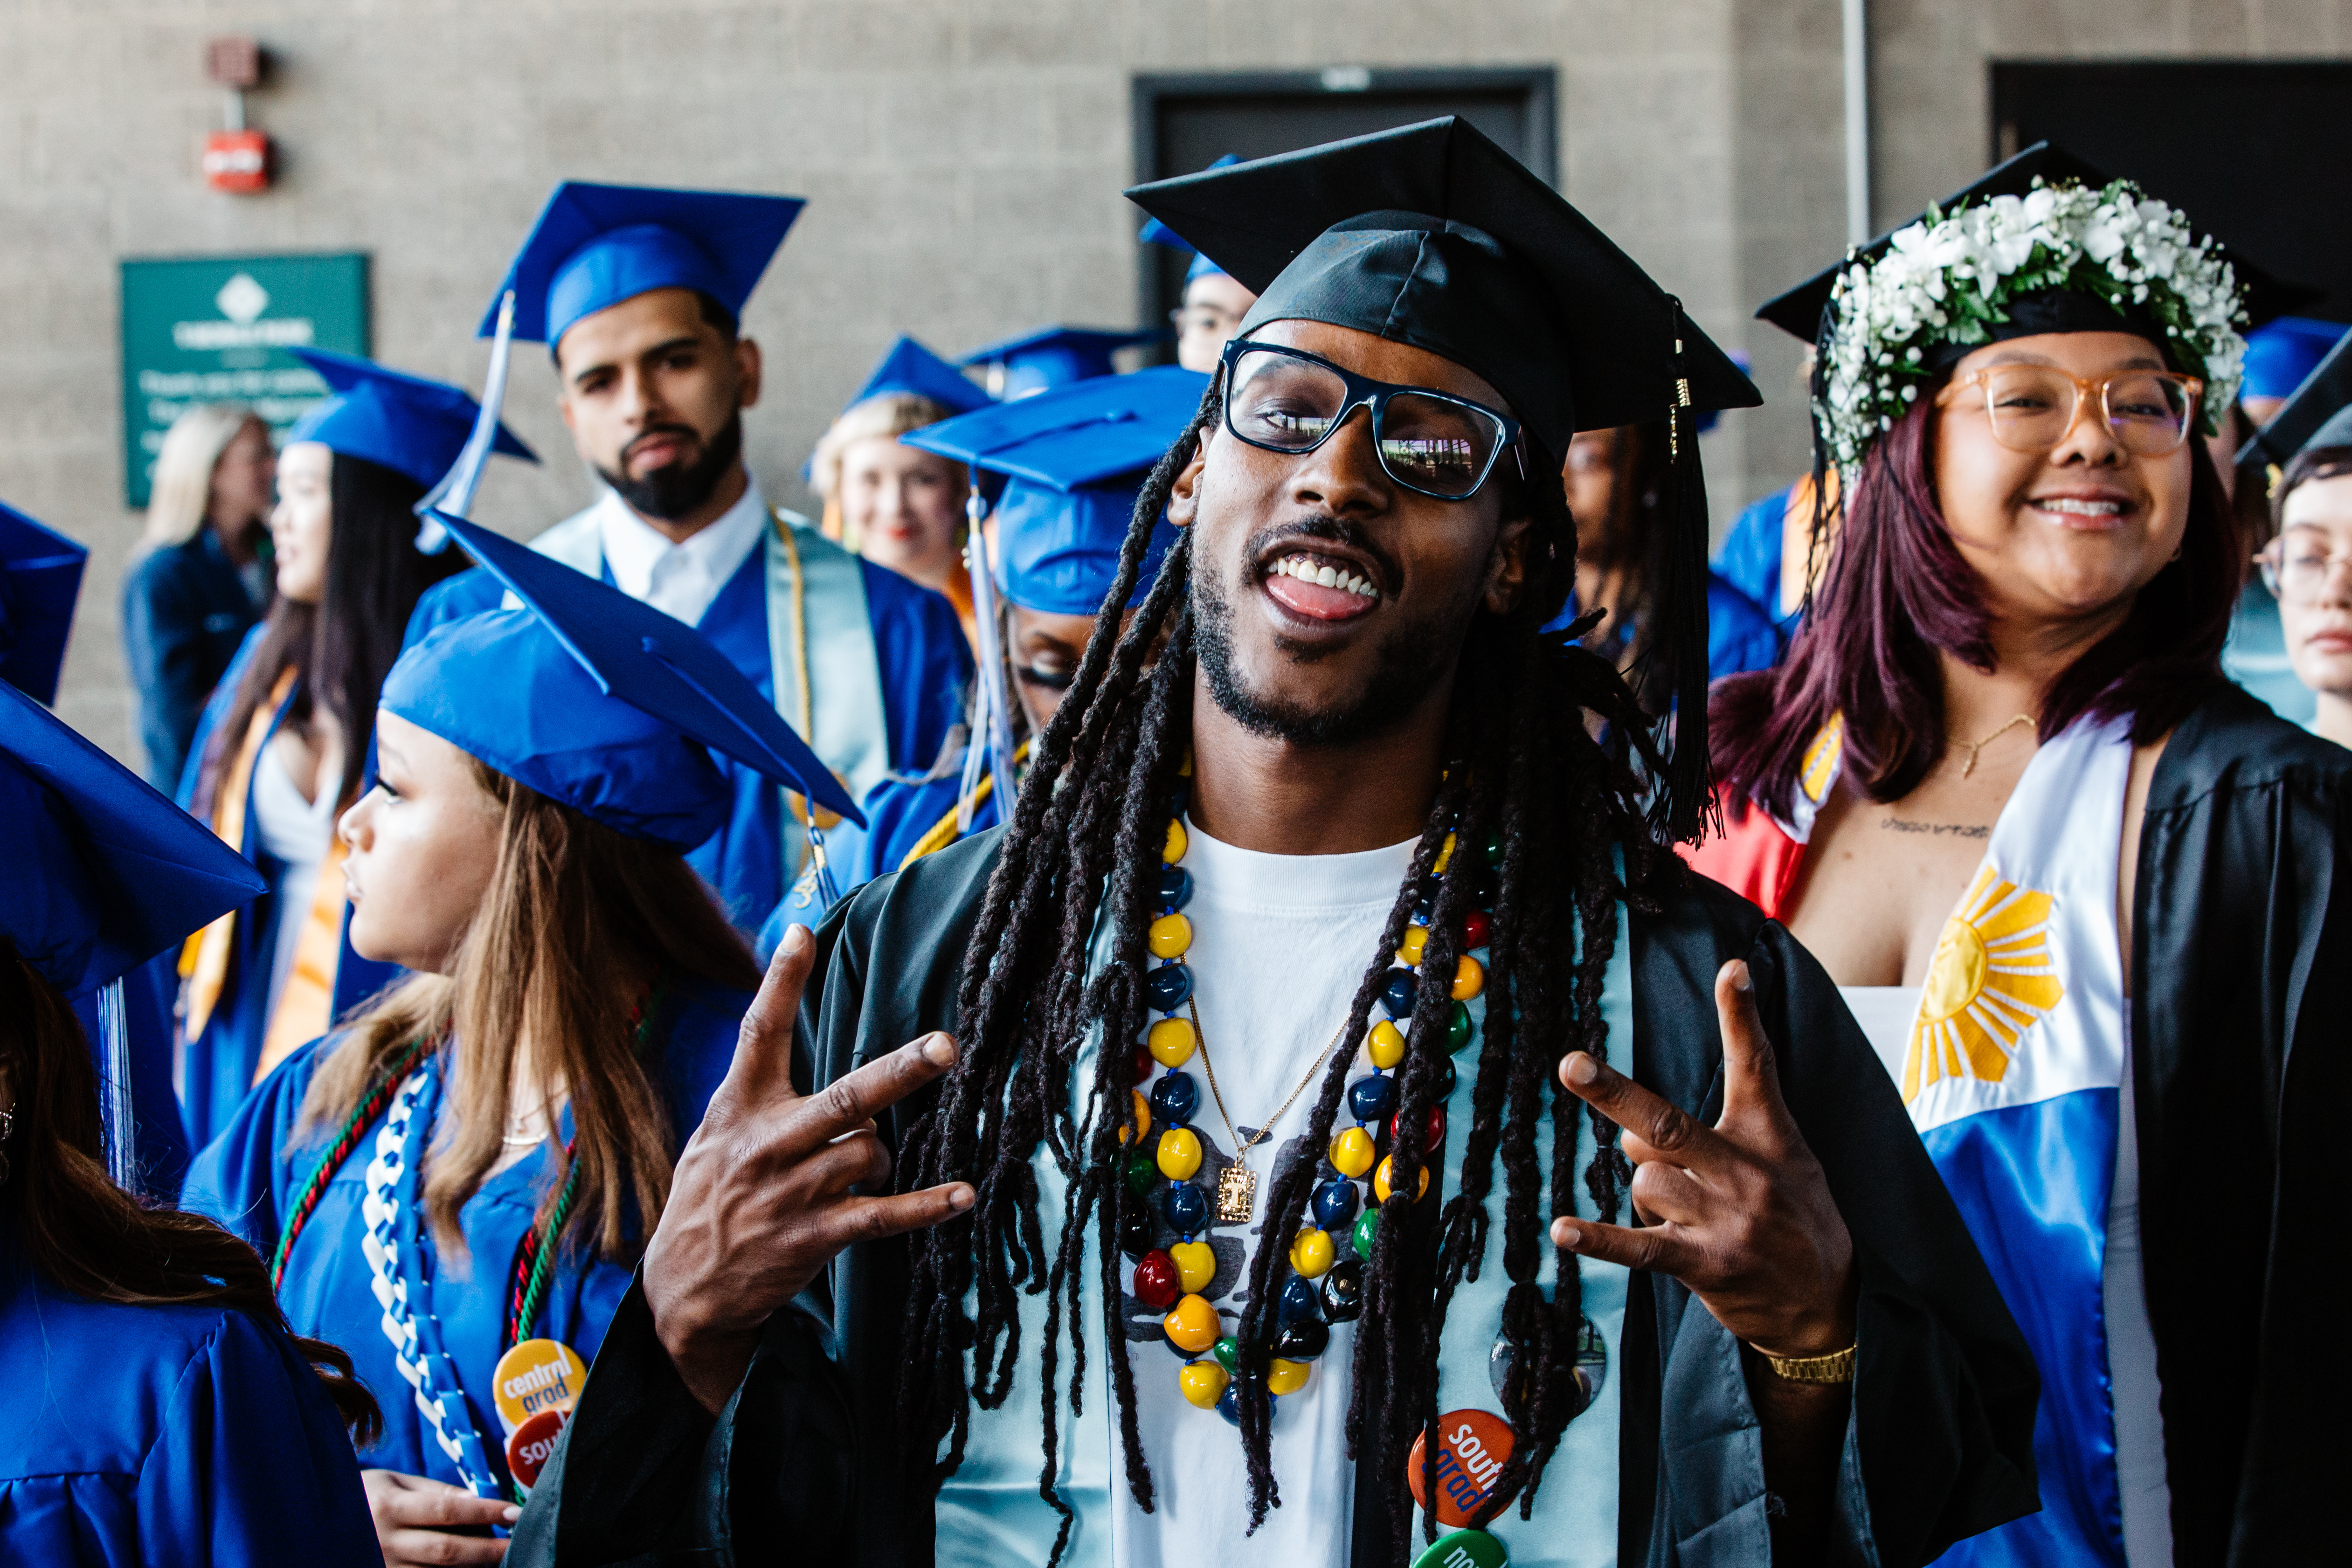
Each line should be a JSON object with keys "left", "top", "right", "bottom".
{"left": 806, "top": 823, "right": 843, "bottom": 909}
{"left": 1653, "top": 298, "right": 1719, "bottom": 847}
{"left": 414, "top": 290, "right": 519, "bottom": 554}
{"left": 95, "top": 977, "right": 137, "bottom": 1193}
{"left": 962, "top": 484, "right": 1021, "bottom": 821}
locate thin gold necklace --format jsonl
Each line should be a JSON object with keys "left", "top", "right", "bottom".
{"left": 1950, "top": 712, "right": 2034, "bottom": 778}
{"left": 1186, "top": 995, "right": 1344, "bottom": 1224}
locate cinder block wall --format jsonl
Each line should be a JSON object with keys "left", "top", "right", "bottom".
{"left": 2, "top": 0, "right": 2340, "bottom": 762}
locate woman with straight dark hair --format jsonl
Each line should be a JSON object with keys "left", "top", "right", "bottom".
{"left": 1697, "top": 145, "right": 2351, "bottom": 1565}
{"left": 176, "top": 352, "right": 535, "bottom": 1147}
{"left": 0, "top": 680, "right": 380, "bottom": 1567}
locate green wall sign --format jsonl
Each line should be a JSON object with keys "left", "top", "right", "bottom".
{"left": 118, "top": 252, "right": 370, "bottom": 507}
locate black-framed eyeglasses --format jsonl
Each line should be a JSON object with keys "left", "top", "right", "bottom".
{"left": 1218, "top": 338, "right": 1524, "bottom": 501}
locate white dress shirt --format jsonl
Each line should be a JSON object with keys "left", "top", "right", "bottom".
{"left": 594, "top": 475, "right": 769, "bottom": 627}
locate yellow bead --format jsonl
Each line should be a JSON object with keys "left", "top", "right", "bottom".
{"left": 1367, "top": 1021, "right": 1406, "bottom": 1070}
{"left": 1170, "top": 1240, "right": 1216, "bottom": 1293}
{"left": 1432, "top": 832, "right": 1457, "bottom": 873}
{"left": 1163, "top": 818, "right": 1188, "bottom": 863}
{"left": 1164, "top": 1293, "right": 1219, "bottom": 1353}
{"left": 1397, "top": 925, "right": 1430, "bottom": 966}
{"left": 1148, "top": 912, "right": 1193, "bottom": 960}
{"left": 1330, "top": 1126, "right": 1376, "bottom": 1179}
{"left": 1118, "top": 1088, "right": 1152, "bottom": 1146}
{"left": 1452, "top": 954, "right": 1485, "bottom": 1002}
{"left": 1147, "top": 1015, "right": 1197, "bottom": 1067}
{"left": 1178, "top": 752, "right": 1195, "bottom": 778}
{"left": 1267, "top": 1358, "right": 1311, "bottom": 1396}
{"left": 1179, "top": 1359, "right": 1229, "bottom": 1408}
{"left": 1157, "top": 1126, "right": 1203, "bottom": 1181}
{"left": 1374, "top": 1155, "right": 1431, "bottom": 1203}
{"left": 1289, "top": 1227, "right": 1335, "bottom": 1278}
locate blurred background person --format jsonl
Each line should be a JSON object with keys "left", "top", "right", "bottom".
{"left": 2241, "top": 327, "right": 2352, "bottom": 749}
{"left": 0, "top": 679, "right": 380, "bottom": 1567}
{"left": 176, "top": 352, "right": 534, "bottom": 1150}
{"left": 120, "top": 405, "right": 275, "bottom": 791}
{"left": 1141, "top": 157, "right": 1260, "bottom": 373}
{"left": 809, "top": 336, "right": 992, "bottom": 646}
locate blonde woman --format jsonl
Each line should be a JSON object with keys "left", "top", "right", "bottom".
{"left": 809, "top": 337, "right": 988, "bottom": 642}
{"left": 121, "top": 406, "right": 275, "bottom": 789}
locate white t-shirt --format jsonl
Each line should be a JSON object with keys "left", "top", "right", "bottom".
{"left": 1109, "top": 819, "right": 1418, "bottom": 1568}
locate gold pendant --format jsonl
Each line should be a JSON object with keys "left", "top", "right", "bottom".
{"left": 1215, "top": 1162, "right": 1258, "bottom": 1224}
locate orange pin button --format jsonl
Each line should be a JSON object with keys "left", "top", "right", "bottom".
{"left": 1407, "top": 1408, "right": 1515, "bottom": 1527}
{"left": 492, "top": 1338, "right": 587, "bottom": 1437}
{"left": 505, "top": 1408, "right": 567, "bottom": 1496}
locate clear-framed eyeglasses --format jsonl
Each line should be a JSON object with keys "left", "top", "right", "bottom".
{"left": 1218, "top": 338, "right": 1525, "bottom": 502}
{"left": 2257, "top": 532, "right": 2352, "bottom": 606}
{"left": 1934, "top": 366, "right": 2205, "bottom": 457}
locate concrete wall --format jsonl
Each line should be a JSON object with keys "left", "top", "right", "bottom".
{"left": 3, "top": 0, "right": 2346, "bottom": 762}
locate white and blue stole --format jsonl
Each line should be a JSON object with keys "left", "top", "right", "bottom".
{"left": 1865, "top": 718, "right": 2137, "bottom": 1567}
{"left": 937, "top": 897, "right": 1633, "bottom": 1567}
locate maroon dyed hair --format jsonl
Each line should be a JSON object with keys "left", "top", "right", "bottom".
{"left": 1711, "top": 382, "right": 2240, "bottom": 820}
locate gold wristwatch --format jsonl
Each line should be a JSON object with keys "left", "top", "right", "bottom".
{"left": 1754, "top": 1342, "right": 1856, "bottom": 1384}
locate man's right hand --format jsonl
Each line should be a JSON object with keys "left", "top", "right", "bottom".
{"left": 643, "top": 923, "right": 974, "bottom": 1414}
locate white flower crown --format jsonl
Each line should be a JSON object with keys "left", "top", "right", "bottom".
{"left": 1817, "top": 177, "right": 2248, "bottom": 470}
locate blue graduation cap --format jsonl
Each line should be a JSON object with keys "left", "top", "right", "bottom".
{"left": 484, "top": 181, "right": 804, "bottom": 346}
{"left": 961, "top": 326, "right": 1159, "bottom": 401}
{"left": 1140, "top": 155, "right": 1241, "bottom": 283}
{"left": 845, "top": 335, "right": 993, "bottom": 417}
{"left": 905, "top": 366, "right": 1209, "bottom": 615}
{"left": 0, "top": 502, "right": 88, "bottom": 706}
{"left": 283, "top": 349, "right": 538, "bottom": 492}
{"left": 413, "top": 511, "right": 865, "bottom": 833}
{"left": 2242, "top": 316, "right": 2350, "bottom": 404}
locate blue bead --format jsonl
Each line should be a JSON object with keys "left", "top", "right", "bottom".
{"left": 1348, "top": 1074, "right": 1396, "bottom": 1123}
{"left": 1439, "top": 1058, "right": 1457, "bottom": 1097}
{"left": 1312, "top": 1177, "right": 1360, "bottom": 1230}
{"left": 1380, "top": 967, "right": 1419, "bottom": 1018}
{"left": 1157, "top": 865, "right": 1194, "bottom": 911}
{"left": 1278, "top": 1276, "right": 1322, "bottom": 1325}
{"left": 1145, "top": 962, "right": 1193, "bottom": 1010}
{"left": 1215, "top": 1384, "right": 1243, "bottom": 1426}
{"left": 1149, "top": 1072, "right": 1199, "bottom": 1125}
{"left": 1159, "top": 1178, "right": 1208, "bottom": 1234}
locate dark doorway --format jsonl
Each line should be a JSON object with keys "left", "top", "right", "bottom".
{"left": 1992, "top": 60, "right": 2352, "bottom": 320}
{"left": 1131, "top": 68, "right": 1558, "bottom": 348}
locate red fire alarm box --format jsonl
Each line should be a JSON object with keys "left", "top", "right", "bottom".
{"left": 203, "top": 129, "right": 271, "bottom": 193}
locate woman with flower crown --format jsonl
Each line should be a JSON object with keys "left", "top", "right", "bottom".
{"left": 1695, "top": 144, "right": 2351, "bottom": 1567}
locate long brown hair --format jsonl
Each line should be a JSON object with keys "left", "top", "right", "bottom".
{"left": 0, "top": 949, "right": 380, "bottom": 1442}
{"left": 299, "top": 758, "right": 759, "bottom": 1264}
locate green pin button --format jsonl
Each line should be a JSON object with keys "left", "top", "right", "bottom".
{"left": 1412, "top": 1528, "right": 1508, "bottom": 1568}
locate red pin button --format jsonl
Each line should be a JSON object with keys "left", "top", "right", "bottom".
{"left": 505, "top": 1408, "right": 568, "bottom": 1495}
{"left": 1407, "top": 1408, "right": 1514, "bottom": 1527}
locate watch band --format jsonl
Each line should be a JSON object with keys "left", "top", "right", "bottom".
{"left": 1756, "top": 1342, "right": 1856, "bottom": 1384}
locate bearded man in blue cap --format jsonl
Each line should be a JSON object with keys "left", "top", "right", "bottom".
{"left": 411, "top": 183, "right": 973, "bottom": 932}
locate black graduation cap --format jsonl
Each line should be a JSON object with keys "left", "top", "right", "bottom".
{"left": 1757, "top": 141, "right": 2320, "bottom": 345}
{"left": 2239, "top": 326, "right": 2352, "bottom": 468}
{"left": 1126, "top": 116, "right": 1758, "bottom": 459}
{"left": 1127, "top": 116, "right": 1747, "bottom": 844}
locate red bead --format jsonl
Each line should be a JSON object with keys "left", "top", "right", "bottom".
{"left": 1133, "top": 1249, "right": 1181, "bottom": 1310}
{"left": 1391, "top": 1104, "right": 1446, "bottom": 1152}
{"left": 1461, "top": 909, "right": 1492, "bottom": 952}
{"left": 1133, "top": 1043, "right": 1156, "bottom": 1084}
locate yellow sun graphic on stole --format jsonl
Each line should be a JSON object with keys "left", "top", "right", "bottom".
{"left": 1901, "top": 866, "right": 2066, "bottom": 1103}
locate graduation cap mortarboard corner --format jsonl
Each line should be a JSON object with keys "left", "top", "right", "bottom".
{"left": 1755, "top": 141, "right": 2323, "bottom": 344}
{"left": 0, "top": 501, "right": 88, "bottom": 706}
{"left": 845, "top": 335, "right": 994, "bottom": 418}
{"left": 483, "top": 181, "right": 804, "bottom": 346}
{"left": 421, "top": 511, "right": 864, "bottom": 830}
{"left": 2242, "top": 317, "right": 2350, "bottom": 404}
{"left": 284, "top": 349, "right": 538, "bottom": 492}
{"left": 2238, "top": 326, "right": 2352, "bottom": 468}
{"left": 1126, "top": 115, "right": 1761, "bottom": 456}
{"left": 961, "top": 326, "right": 1161, "bottom": 401}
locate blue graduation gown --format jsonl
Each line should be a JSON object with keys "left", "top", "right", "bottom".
{"left": 0, "top": 1216, "right": 379, "bottom": 1567}
{"left": 406, "top": 547, "right": 968, "bottom": 933}
{"left": 181, "top": 977, "right": 750, "bottom": 1487}
{"left": 1713, "top": 484, "right": 1805, "bottom": 641}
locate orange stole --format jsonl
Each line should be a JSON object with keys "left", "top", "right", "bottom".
{"left": 179, "top": 669, "right": 347, "bottom": 1080}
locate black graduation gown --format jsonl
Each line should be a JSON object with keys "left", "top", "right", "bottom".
{"left": 509, "top": 839, "right": 2038, "bottom": 1568}
{"left": 2128, "top": 684, "right": 2350, "bottom": 1564}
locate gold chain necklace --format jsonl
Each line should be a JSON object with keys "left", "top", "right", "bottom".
{"left": 1185, "top": 995, "right": 1344, "bottom": 1223}
{"left": 1950, "top": 712, "right": 2034, "bottom": 778}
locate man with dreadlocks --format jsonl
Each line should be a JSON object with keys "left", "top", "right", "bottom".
{"left": 511, "top": 120, "right": 2038, "bottom": 1568}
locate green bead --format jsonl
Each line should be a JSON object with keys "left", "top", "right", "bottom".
{"left": 1480, "top": 830, "right": 1503, "bottom": 867}
{"left": 1123, "top": 1149, "right": 1157, "bottom": 1195}
{"left": 1211, "top": 1335, "right": 1239, "bottom": 1374}
{"left": 1352, "top": 1207, "right": 1380, "bottom": 1260}
{"left": 1446, "top": 1000, "right": 1473, "bottom": 1053}
{"left": 1412, "top": 1528, "right": 1508, "bottom": 1568}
